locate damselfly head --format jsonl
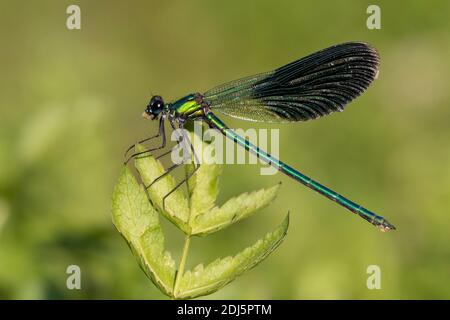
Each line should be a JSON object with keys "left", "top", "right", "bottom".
{"left": 143, "top": 95, "right": 164, "bottom": 120}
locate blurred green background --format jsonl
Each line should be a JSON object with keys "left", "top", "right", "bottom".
{"left": 0, "top": 0, "right": 449, "bottom": 299}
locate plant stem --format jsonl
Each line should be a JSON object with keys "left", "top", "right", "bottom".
{"left": 174, "top": 131, "right": 195, "bottom": 298}
{"left": 174, "top": 234, "right": 191, "bottom": 298}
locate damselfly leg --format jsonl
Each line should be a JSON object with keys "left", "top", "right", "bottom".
{"left": 161, "top": 124, "right": 201, "bottom": 209}
{"left": 124, "top": 117, "right": 166, "bottom": 164}
{"left": 145, "top": 120, "right": 201, "bottom": 210}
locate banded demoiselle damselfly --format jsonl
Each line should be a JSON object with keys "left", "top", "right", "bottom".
{"left": 126, "top": 42, "right": 396, "bottom": 232}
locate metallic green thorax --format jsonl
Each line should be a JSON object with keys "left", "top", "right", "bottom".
{"left": 169, "top": 93, "right": 204, "bottom": 120}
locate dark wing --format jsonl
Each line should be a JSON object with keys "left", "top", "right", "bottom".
{"left": 203, "top": 42, "right": 380, "bottom": 122}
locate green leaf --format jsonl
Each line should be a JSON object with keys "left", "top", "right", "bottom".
{"left": 113, "top": 130, "right": 290, "bottom": 299}
{"left": 175, "top": 214, "right": 289, "bottom": 299}
{"left": 134, "top": 144, "right": 190, "bottom": 232}
{"left": 191, "top": 183, "right": 281, "bottom": 236}
{"left": 112, "top": 166, "right": 176, "bottom": 296}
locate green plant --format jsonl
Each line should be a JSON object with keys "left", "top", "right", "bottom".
{"left": 111, "top": 132, "right": 289, "bottom": 299}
